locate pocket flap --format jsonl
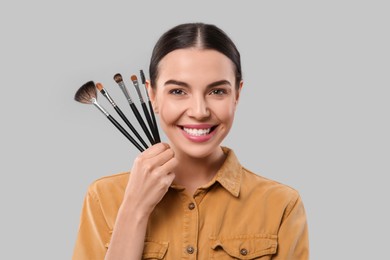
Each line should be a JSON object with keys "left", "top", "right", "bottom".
{"left": 210, "top": 234, "right": 277, "bottom": 259}
{"left": 143, "top": 240, "right": 169, "bottom": 259}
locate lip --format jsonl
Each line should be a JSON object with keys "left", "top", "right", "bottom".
{"left": 178, "top": 124, "right": 218, "bottom": 143}
{"left": 180, "top": 124, "right": 215, "bottom": 129}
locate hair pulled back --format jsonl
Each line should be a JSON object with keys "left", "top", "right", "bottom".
{"left": 149, "top": 23, "right": 242, "bottom": 89}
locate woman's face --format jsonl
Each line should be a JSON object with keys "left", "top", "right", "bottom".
{"left": 148, "top": 48, "right": 242, "bottom": 159}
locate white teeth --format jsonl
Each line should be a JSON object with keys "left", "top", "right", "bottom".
{"left": 183, "top": 127, "right": 211, "bottom": 136}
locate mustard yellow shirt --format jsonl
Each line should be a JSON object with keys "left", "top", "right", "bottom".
{"left": 73, "top": 147, "right": 309, "bottom": 259}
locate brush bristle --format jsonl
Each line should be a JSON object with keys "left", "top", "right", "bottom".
{"left": 140, "top": 70, "right": 146, "bottom": 84}
{"left": 131, "top": 75, "right": 137, "bottom": 82}
{"left": 113, "top": 73, "right": 123, "bottom": 83}
{"left": 74, "top": 81, "right": 97, "bottom": 104}
{"left": 96, "top": 82, "right": 104, "bottom": 91}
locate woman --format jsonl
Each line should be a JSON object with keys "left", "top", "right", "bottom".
{"left": 73, "top": 22, "right": 309, "bottom": 259}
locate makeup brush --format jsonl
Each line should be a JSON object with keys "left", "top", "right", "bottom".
{"left": 74, "top": 81, "right": 144, "bottom": 152}
{"left": 130, "top": 74, "right": 160, "bottom": 144}
{"left": 113, "top": 73, "right": 156, "bottom": 145}
{"left": 95, "top": 82, "right": 149, "bottom": 150}
{"left": 140, "top": 70, "right": 161, "bottom": 143}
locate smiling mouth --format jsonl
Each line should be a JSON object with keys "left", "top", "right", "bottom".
{"left": 179, "top": 125, "right": 218, "bottom": 136}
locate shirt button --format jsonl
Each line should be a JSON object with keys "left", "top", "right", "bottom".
{"left": 186, "top": 245, "right": 195, "bottom": 254}
{"left": 240, "top": 248, "right": 248, "bottom": 256}
{"left": 188, "top": 202, "right": 195, "bottom": 210}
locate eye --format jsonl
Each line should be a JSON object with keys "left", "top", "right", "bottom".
{"left": 169, "top": 89, "right": 186, "bottom": 95}
{"left": 209, "top": 89, "right": 227, "bottom": 95}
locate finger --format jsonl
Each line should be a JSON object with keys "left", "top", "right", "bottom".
{"left": 148, "top": 148, "right": 175, "bottom": 168}
{"left": 140, "top": 142, "right": 170, "bottom": 159}
{"left": 160, "top": 172, "right": 176, "bottom": 189}
{"left": 136, "top": 149, "right": 175, "bottom": 175}
{"left": 153, "top": 163, "right": 176, "bottom": 192}
{"left": 156, "top": 157, "right": 178, "bottom": 176}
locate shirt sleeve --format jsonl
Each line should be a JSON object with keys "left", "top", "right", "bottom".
{"left": 273, "top": 192, "right": 310, "bottom": 260}
{"left": 72, "top": 189, "right": 111, "bottom": 260}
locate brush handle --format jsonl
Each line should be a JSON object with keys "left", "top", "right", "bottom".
{"left": 141, "top": 102, "right": 159, "bottom": 143}
{"left": 114, "top": 106, "right": 149, "bottom": 149}
{"left": 107, "top": 115, "right": 144, "bottom": 152}
{"left": 130, "top": 103, "right": 156, "bottom": 145}
{"left": 148, "top": 100, "right": 161, "bottom": 143}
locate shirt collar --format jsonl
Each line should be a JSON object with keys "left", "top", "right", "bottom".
{"left": 170, "top": 147, "right": 243, "bottom": 197}
{"left": 203, "top": 147, "right": 243, "bottom": 197}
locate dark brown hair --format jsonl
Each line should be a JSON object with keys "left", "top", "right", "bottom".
{"left": 149, "top": 23, "right": 242, "bottom": 89}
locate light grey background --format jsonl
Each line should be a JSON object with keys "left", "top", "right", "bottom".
{"left": 1, "top": 0, "right": 389, "bottom": 259}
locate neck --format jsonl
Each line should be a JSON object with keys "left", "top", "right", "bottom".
{"left": 173, "top": 147, "right": 226, "bottom": 195}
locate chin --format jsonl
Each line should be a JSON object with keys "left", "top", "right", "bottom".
{"left": 181, "top": 145, "right": 221, "bottom": 159}
{"left": 169, "top": 135, "right": 226, "bottom": 160}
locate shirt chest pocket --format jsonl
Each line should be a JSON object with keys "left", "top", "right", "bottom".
{"left": 142, "top": 240, "right": 169, "bottom": 260}
{"left": 209, "top": 234, "right": 277, "bottom": 260}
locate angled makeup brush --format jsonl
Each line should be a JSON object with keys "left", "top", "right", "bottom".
{"left": 74, "top": 81, "right": 144, "bottom": 152}
{"left": 95, "top": 82, "right": 149, "bottom": 150}
{"left": 113, "top": 73, "right": 156, "bottom": 145}
{"left": 130, "top": 74, "right": 160, "bottom": 144}
{"left": 140, "top": 70, "right": 161, "bottom": 143}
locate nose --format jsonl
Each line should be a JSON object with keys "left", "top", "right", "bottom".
{"left": 186, "top": 95, "right": 210, "bottom": 120}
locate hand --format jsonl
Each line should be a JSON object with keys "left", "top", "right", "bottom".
{"left": 124, "top": 143, "right": 178, "bottom": 217}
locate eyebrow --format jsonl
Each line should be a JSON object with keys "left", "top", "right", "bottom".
{"left": 163, "top": 79, "right": 231, "bottom": 89}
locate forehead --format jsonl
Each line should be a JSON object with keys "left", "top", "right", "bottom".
{"left": 156, "top": 48, "right": 235, "bottom": 84}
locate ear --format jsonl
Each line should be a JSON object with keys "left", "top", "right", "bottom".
{"left": 145, "top": 80, "right": 159, "bottom": 113}
{"left": 234, "top": 80, "right": 244, "bottom": 107}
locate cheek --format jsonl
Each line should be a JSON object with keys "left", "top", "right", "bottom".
{"left": 158, "top": 100, "right": 184, "bottom": 125}
{"left": 213, "top": 101, "right": 236, "bottom": 123}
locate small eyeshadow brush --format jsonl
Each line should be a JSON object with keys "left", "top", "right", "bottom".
{"left": 140, "top": 70, "right": 161, "bottom": 143}
{"left": 74, "top": 81, "right": 144, "bottom": 152}
{"left": 130, "top": 74, "right": 160, "bottom": 144}
{"left": 95, "top": 82, "right": 149, "bottom": 150}
{"left": 113, "top": 73, "right": 156, "bottom": 145}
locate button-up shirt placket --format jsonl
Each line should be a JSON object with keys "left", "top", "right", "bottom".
{"left": 180, "top": 191, "right": 199, "bottom": 259}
